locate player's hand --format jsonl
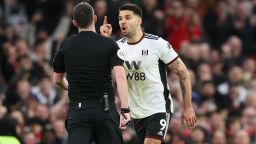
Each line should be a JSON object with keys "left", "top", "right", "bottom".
{"left": 181, "top": 106, "right": 197, "bottom": 130}
{"left": 119, "top": 113, "right": 131, "bottom": 130}
{"left": 100, "top": 16, "right": 112, "bottom": 37}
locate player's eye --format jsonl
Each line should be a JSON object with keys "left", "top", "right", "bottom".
{"left": 125, "top": 15, "right": 131, "bottom": 20}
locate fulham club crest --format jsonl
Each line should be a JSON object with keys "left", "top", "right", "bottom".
{"left": 142, "top": 49, "right": 148, "bottom": 56}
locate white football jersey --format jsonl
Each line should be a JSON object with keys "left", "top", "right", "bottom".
{"left": 117, "top": 33, "right": 178, "bottom": 119}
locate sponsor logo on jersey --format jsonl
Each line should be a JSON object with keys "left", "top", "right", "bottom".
{"left": 142, "top": 49, "right": 148, "bottom": 56}
{"left": 125, "top": 61, "right": 141, "bottom": 70}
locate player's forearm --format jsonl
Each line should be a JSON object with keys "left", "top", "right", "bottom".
{"left": 168, "top": 58, "right": 193, "bottom": 108}
{"left": 179, "top": 76, "right": 192, "bottom": 108}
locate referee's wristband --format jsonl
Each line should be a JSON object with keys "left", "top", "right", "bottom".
{"left": 121, "top": 108, "right": 130, "bottom": 114}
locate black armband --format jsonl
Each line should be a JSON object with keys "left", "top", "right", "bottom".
{"left": 121, "top": 108, "right": 130, "bottom": 114}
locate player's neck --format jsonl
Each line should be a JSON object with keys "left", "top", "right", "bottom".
{"left": 127, "top": 30, "right": 144, "bottom": 44}
{"left": 78, "top": 25, "right": 96, "bottom": 33}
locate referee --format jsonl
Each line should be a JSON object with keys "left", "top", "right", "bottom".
{"left": 52, "top": 2, "right": 130, "bottom": 144}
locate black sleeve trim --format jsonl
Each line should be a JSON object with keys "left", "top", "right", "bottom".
{"left": 166, "top": 56, "right": 179, "bottom": 65}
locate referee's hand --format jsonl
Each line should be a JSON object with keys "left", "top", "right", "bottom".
{"left": 119, "top": 113, "right": 131, "bottom": 130}
{"left": 100, "top": 16, "right": 112, "bottom": 37}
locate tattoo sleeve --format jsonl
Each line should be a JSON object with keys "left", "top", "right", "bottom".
{"left": 167, "top": 58, "right": 188, "bottom": 95}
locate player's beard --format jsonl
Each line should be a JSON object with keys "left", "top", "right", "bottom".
{"left": 123, "top": 31, "right": 132, "bottom": 38}
{"left": 122, "top": 28, "right": 136, "bottom": 38}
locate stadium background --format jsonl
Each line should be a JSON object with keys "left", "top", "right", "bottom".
{"left": 0, "top": 0, "right": 256, "bottom": 143}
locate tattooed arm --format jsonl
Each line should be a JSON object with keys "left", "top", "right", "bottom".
{"left": 167, "top": 57, "right": 196, "bottom": 129}
{"left": 167, "top": 58, "right": 192, "bottom": 108}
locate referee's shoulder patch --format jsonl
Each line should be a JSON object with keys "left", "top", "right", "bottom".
{"left": 117, "top": 37, "right": 127, "bottom": 43}
{"left": 144, "top": 33, "right": 159, "bottom": 40}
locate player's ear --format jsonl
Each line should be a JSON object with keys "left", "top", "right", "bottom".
{"left": 72, "top": 20, "right": 77, "bottom": 27}
{"left": 137, "top": 17, "right": 142, "bottom": 26}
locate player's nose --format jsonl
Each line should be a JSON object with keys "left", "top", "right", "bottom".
{"left": 119, "top": 19, "right": 126, "bottom": 24}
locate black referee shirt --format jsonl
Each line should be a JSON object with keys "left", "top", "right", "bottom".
{"left": 53, "top": 31, "right": 123, "bottom": 101}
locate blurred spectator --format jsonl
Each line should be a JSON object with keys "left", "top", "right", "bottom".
{"left": 0, "top": 105, "right": 7, "bottom": 119}
{"left": 141, "top": 0, "right": 165, "bottom": 36}
{"left": 94, "top": 0, "right": 108, "bottom": 33}
{"left": 164, "top": 0, "right": 190, "bottom": 51}
{"left": 31, "top": 75, "right": 58, "bottom": 107}
{"left": 3, "top": 0, "right": 29, "bottom": 38}
{"left": 241, "top": 107, "right": 256, "bottom": 132}
{"left": 211, "top": 130, "right": 226, "bottom": 144}
{"left": 52, "top": 120, "right": 68, "bottom": 144}
{"left": 217, "top": 66, "right": 247, "bottom": 107}
{"left": 180, "top": 43, "right": 200, "bottom": 71}
{"left": 208, "top": 111, "right": 225, "bottom": 132}
{"left": 22, "top": 131, "right": 37, "bottom": 144}
{"left": 244, "top": 90, "right": 256, "bottom": 109}
{"left": 233, "top": 0, "right": 255, "bottom": 55}
{"left": 39, "top": 124, "right": 56, "bottom": 144}
{"left": 197, "top": 62, "right": 213, "bottom": 82}
{"left": 25, "top": 118, "right": 44, "bottom": 143}
{"left": 10, "top": 110, "right": 25, "bottom": 137}
{"left": 248, "top": 77, "right": 256, "bottom": 91}
{"left": 203, "top": 0, "right": 234, "bottom": 49}
{"left": 34, "top": 104, "right": 50, "bottom": 125}
{"left": 191, "top": 126, "right": 210, "bottom": 144}
{"left": 242, "top": 58, "right": 256, "bottom": 85}
{"left": 233, "top": 129, "right": 251, "bottom": 144}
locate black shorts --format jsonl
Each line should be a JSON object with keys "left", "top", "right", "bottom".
{"left": 66, "top": 100, "right": 123, "bottom": 144}
{"left": 133, "top": 112, "right": 171, "bottom": 143}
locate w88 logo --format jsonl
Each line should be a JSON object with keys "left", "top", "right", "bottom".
{"left": 127, "top": 72, "right": 146, "bottom": 81}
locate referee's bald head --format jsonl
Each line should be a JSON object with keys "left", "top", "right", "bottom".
{"left": 73, "top": 2, "right": 94, "bottom": 28}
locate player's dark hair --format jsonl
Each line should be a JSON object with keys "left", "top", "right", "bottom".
{"left": 73, "top": 2, "right": 94, "bottom": 28}
{"left": 119, "top": 4, "right": 142, "bottom": 18}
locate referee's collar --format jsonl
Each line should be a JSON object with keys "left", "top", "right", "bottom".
{"left": 79, "top": 31, "right": 95, "bottom": 34}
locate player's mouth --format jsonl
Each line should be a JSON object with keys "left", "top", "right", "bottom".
{"left": 121, "top": 26, "right": 127, "bottom": 33}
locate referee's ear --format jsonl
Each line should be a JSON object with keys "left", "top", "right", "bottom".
{"left": 72, "top": 20, "right": 78, "bottom": 28}
{"left": 93, "top": 15, "right": 97, "bottom": 24}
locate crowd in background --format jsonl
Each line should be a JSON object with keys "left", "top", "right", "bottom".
{"left": 0, "top": 0, "right": 256, "bottom": 144}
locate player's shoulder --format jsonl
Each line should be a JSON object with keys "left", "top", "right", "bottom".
{"left": 144, "top": 33, "right": 168, "bottom": 46}
{"left": 144, "top": 33, "right": 160, "bottom": 40}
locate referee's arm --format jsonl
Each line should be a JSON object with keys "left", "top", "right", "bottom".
{"left": 53, "top": 72, "right": 68, "bottom": 90}
{"left": 52, "top": 39, "right": 68, "bottom": 90}
{"left": 113, "top": 66, "right": 128, "bottom": 108}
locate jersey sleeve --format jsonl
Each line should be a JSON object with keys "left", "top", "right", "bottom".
{"left": 53, "top": 39, "right": 66, "bottom": 73}
{"left": 110, "top": 40, "right": 124, "bottom": 68}
{"left": 157, "top": 38, "right": 178, "bottom": 64}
